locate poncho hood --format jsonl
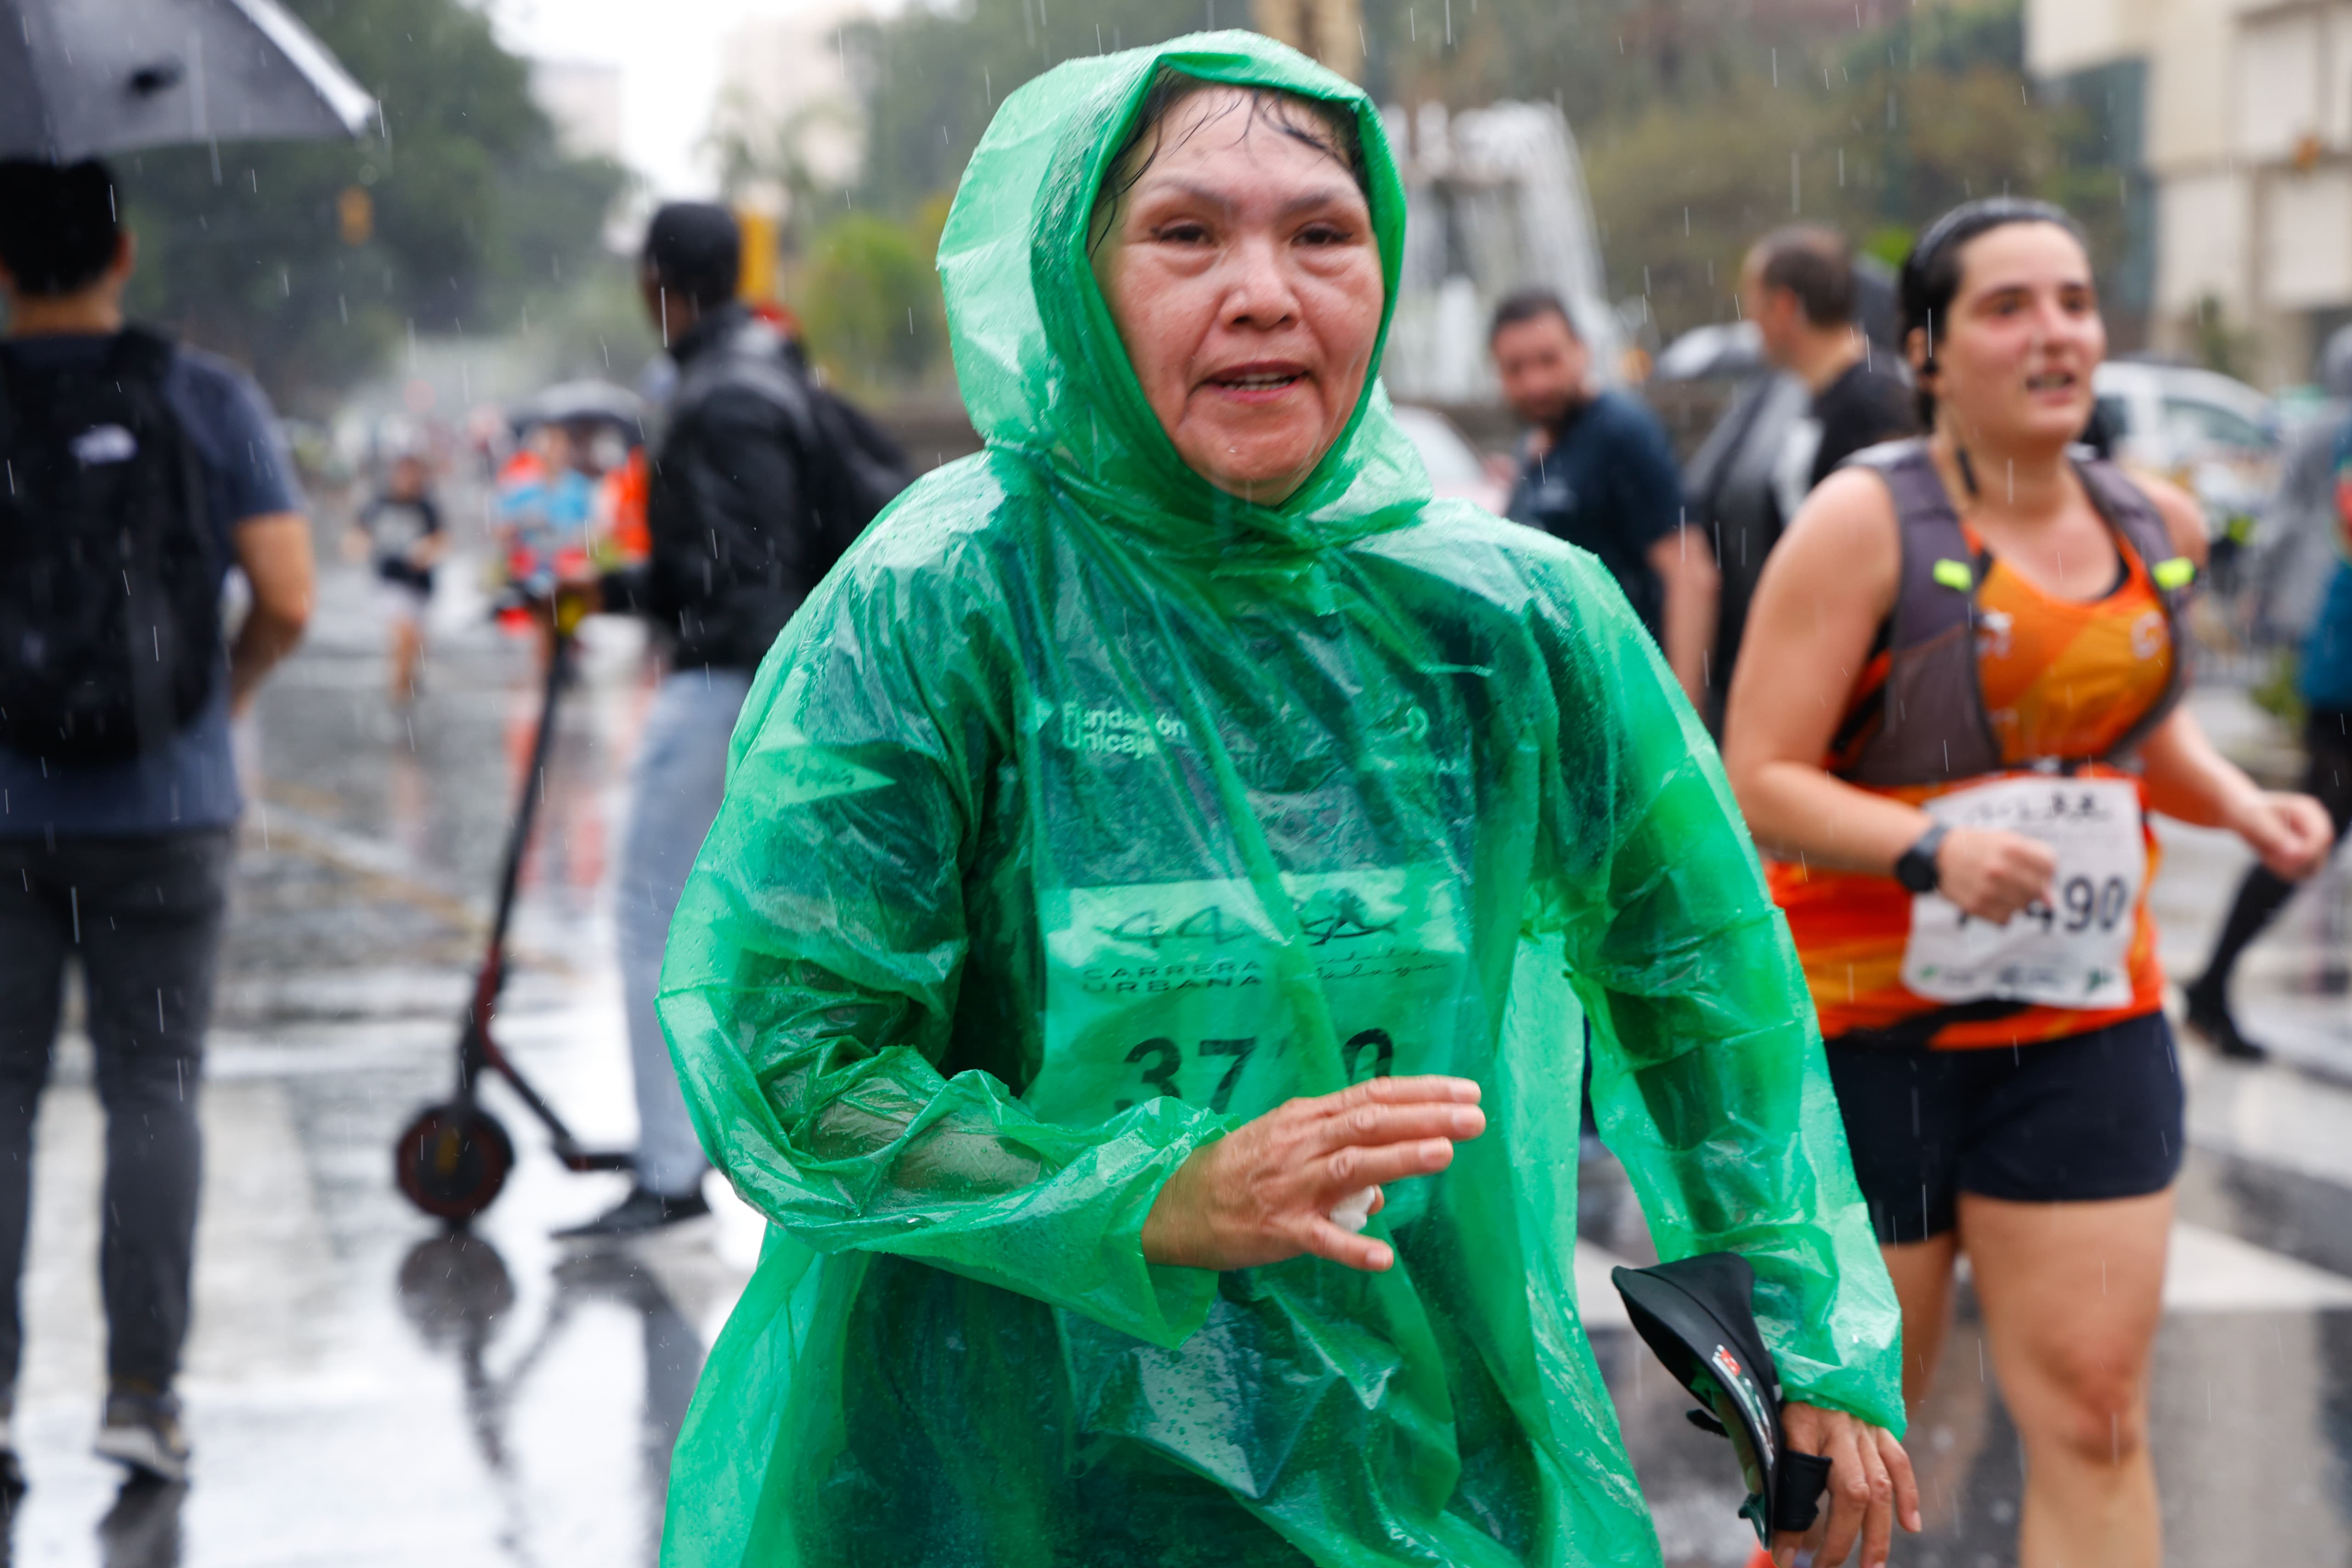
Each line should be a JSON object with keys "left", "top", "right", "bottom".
{"left": 936, "top": 30, "right": 1430, "bottom": 556}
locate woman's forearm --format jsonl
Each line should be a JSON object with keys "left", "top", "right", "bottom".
{"left": 2137, "top": 708, "right": 2265, "bottom": 830}
{"left": 1736, "top": 759, "right": 1934, "bottom": 875}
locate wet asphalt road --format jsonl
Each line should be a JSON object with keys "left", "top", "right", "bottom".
{"left": 10, "top": 529, "right": 2352, "bottom": 1567}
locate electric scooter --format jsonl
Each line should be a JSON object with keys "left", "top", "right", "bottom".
{"left": 395, "top": 583, "right": 633, "bottom": 1222}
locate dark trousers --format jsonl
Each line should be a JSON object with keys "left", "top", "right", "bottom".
{"left": 2194, "top": 709, "right": 2352, "bottom": 996}
{"left": 0, "top": 830, "right": 232, "bottom": 1397}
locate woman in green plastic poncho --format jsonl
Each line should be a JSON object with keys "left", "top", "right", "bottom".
{"left": 657, "top": 32, "right": 1915, "bottom": 1568}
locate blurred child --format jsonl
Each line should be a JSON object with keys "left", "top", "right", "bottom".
{"left": 352, "top": 453, "right": 445, "bottom": 706}
{"left": 492, "top": 424, "right": 597, "bottom": 672}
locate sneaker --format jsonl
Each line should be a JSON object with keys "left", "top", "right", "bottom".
{"left": 551, "top": 1183, "right": 710, "bottom": 1241}
{"left": 93, "top": 1390, "right": 189, "bottom": 1484}
{"left": 2184, "top": 980, "right": 2267, "bottom": 1062}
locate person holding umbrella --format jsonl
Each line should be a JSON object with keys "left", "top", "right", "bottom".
{"left": 0, "top": 158, "right": 315, "bottom": 1487}
{"left": 0, "top": 0, "right": 368, "bottom": 1495}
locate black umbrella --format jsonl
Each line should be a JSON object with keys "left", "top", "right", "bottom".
{"left": 511, "top": 380, "right": 647, "bottom": 436}
{"left": 0, "top": 0, "right": 374, "bottom": 163}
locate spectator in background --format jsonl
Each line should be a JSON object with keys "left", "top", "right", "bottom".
{"left": 2184, "top": 326, "right": 2352, "bottom": 1060}
{"left": 560, "top": 203, "right": 877, "bottom": 1239}
{"left": 0, "top": 158, "right": 313, "bottom": 1488}
{"left": 1743, "top": 226, "right": 1919, "bottom": 505}
{"left": 1491, "top": 289, "right": 1717, "bottom": 708}
{"left": 351, "top": 452, "right": 445, "bottom": 708}
{"left": 1702, "top": 227, "right": 1920, "bottom": 720}
{"left": 491, "top": 422, "right": 596, "bottom": 671}
{"left": 494, "top": 423, "right": 596, "bottom": 580}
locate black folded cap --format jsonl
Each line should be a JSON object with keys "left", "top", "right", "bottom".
{"left": 1611, "top": 1252, "right": 1831, "bottom": 1544}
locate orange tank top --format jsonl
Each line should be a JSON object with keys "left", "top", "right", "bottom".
{"left": 1769, "top": 522, "right": 2176, "bottom": 1048}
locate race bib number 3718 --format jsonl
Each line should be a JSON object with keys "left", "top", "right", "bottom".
{"left": 1900, "top": 775, "right": 2145, "bottom": 1010}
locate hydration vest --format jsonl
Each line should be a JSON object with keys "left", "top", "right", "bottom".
{"left": 1839, "top": 439, "right": 2197, "bottom": 789}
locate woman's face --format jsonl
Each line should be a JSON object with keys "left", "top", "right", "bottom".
{"left": 1092, "top": 88, "right": 1385, "bottom": 504}
{"left": 1909, "top": 220, "right": 2105, "bottom": 450}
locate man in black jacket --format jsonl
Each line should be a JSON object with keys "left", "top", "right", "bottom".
{"left": 560, "top": 203, "right": 847, "bottom": 1238}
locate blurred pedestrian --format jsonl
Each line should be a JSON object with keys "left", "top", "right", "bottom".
{"left": 560, "top": 203, "right": 893, "bottom": 1239}
{"left": 1742, "top": 226, "right": 1918, "bottom": 517}
{"left": 1723, "top": 197, "right": 2330, "bottom": 1568}
{"left": 1491, "top": 289, "right": 1717, "bottom": 708}
{"left": 0, "top": 158, "right": 314, "bottom": 1486}
{"left": 2244, "top": 328, "right": 2352, "bottom": 649}
{"left": 351, "top": 451, "right": 445, "bottom": 707}
{"left": 2185, "top": 332, "right": 2352, "bottom": 1058}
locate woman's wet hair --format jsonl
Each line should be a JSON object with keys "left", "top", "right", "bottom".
{"left": 1899, "top": 196, "right": 2090, "bottom": 427}
{"left": 1087, "top": 72, "right": 1367, "bottom": 255}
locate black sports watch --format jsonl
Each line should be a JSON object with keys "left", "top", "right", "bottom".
{"left": 1894, "top": 823, "right": 1949, "bottom": 894}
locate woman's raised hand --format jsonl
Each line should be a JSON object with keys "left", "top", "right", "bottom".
{"left": 2228, "top": 788, "right": 2335, "bottom": 880}
{"left": 1142, "top": 1076, "right": 1485, "bottom": 1273}
{"left": 1932, "top": 825, "right": 2057, "bottom": 924}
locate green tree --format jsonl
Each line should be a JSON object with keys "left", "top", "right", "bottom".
{"left": 846, "top": 0, "right": 1211, "bottom": 221}
{"left": 113, "top": 0, "right": 623, "bottom": 409}
{"left": 797, "top": 208, "right": 950, "bottom": 396}
{"left": 835, "top": 0, "right": 2131, "bottom": 354}
{"left": 1580, "top": 1, "right": 2131, "bottom": 343}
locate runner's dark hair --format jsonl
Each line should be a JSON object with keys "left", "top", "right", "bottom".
{"left": 0, "top": 159, "right": 121, "bottom": 297}
{"left": 1088, "top": 71, "right": 1366, "bottom": 256}
{"left": 1899, "top": 196, "right": 2090, "bottom": 428}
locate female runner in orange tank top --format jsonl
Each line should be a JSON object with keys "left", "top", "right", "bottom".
{"left": 1722, "top": 200, "right": 2334, "bottom": 1568}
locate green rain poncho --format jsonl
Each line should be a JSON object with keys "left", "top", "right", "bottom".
{"left": 657, "top": 32, "right": 1902, "bottom": 1568}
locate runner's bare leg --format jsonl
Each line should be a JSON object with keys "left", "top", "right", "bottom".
{"left": 1963, "top": 1189, "right": 2171, "bottom": 1568}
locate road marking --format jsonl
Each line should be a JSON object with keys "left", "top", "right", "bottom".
{"left": 2184, "top": 1047, "right": 2352, "bottom": 1192}
{"left": 2164, "top": 1222, "right": 2352, "bottom": 1313}
{"left": 1575, "top": 1240, "right": 1635, "bottom": 1332}
{"left": 1578, "top": 1222, "right": 2352, "bottom": 1333}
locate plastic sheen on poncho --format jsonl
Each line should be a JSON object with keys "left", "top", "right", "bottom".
{"left": 656, "top": 32, "right": 1902, "bottom": 1568}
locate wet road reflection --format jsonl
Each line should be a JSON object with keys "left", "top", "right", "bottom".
{"left": 9, "top": 543, "right": 2352, "bottom": 1566}
{"left": 396, "top": 1235, "right": 703, "bottom": 1568}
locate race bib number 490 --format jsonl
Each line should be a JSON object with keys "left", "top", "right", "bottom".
{"left": 1900, "top": 775, "right": 2144, "bottom": 1010}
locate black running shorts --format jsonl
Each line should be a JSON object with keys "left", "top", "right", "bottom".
{"left": 1823, "top": 1010, "right": 2185, "bottom": 1245}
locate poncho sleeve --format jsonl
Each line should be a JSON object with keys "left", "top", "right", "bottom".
{"left": 1552, "top": 555, "right": 1907, "bottom": 1433}
{"left": 655, "top": 546, "right": 1228, "bottom": 1351}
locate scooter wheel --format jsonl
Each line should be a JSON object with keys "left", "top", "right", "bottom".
{"left": 395, "top": 1103, "right": 514, "bottom": 1222}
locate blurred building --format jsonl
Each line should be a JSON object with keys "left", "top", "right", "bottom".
{"left": 2030, "top": 0, "right": 2352, "bottom": 386}
{"left": 708, "top": 6, "right": 867, "bottom": 227}
{"left": 529, "top": 60, "right": 624, "bottom": 163}
{"left": 1252, "top": 0, "right": 1363, "bottom": 82}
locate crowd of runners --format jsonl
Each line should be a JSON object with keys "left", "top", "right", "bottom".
{"left": 639, "top": 39, "right": 2346, "bottom": 1568}
{"left": 6, "top": 26, "right": 2351, "bottom": 1568}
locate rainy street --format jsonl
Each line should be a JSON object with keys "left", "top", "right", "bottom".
{"left": 9, "top": 0, "right": 2352, "bottom": 1563}
{"left": 1, "top": 510, "right": 2347, "bottom": 1567}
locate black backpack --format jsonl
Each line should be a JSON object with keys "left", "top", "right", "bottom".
{"left": 0, "top": 328, "right": 223, "bottom": 762}
{"left": 674, "top": 318, "right": 912, "bottom": 570}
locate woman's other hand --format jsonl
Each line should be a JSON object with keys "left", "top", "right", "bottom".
{"left": 2228, "top": 788, "right": 2335, "bottom": 880}
{"left": 1932, "top": 825, "right": 2057, "bottom": 923}
{"left": 1773, "top": 1403, "right": 1921, "bottom": 1568}
{"left": 1141, "top": 1076, "right": 1484, "bottom": 1273}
